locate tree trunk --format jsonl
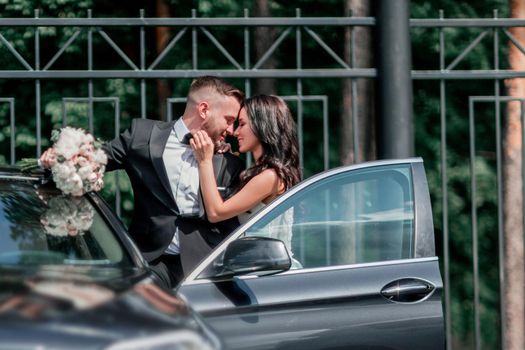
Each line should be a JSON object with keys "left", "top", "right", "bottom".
{"left": 155, "top": 0, "right": 172, "bottom": 121}
{"left": 340, "top": 0, "right": 374, "bottom": 165}
{"left": 336, "top": 0, "right": 373, "bottom": 266}
{"left": 503, "top": 1, "right": 525, "bottom": 349}
{"left": 253, "top": 0, "right": 276, "bottom": 95}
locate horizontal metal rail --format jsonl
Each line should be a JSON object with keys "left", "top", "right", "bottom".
{"left": 0, "top": 69, "right": 377, "bottom": 79}
{"left": 1, "top": 69, "right": 525, "bottom": 80}
{"left": 0, "top": 17, "right": 525, "bottom": 28}
{"left": 411, "top": 18, "right": 525, "bottom": 28}
{"left": 0, "top": 17, "right": 376, "bottom": 27}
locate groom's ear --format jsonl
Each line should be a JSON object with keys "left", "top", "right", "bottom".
{"left": 197, "top": 101, "right": 209, "bottom": 120}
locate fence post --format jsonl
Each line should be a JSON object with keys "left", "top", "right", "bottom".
{"left": 376, "top": 0, "right": 414, "bottom": 159}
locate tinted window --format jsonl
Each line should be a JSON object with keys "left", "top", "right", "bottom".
{"left": 245, "top": 165, "right": 414, "bottom": 268}
{"left": 0, "top": 181, "right": 132, "bottom": 267}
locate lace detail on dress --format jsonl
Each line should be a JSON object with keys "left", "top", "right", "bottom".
{"left": 240, "top": 203, "right": 295, "bottom": 256}
{"left": 241, "top": 204, "right": 302, "bottom": 269}
{"left": 238, "top": 202, "right": 266, "bottom": 225}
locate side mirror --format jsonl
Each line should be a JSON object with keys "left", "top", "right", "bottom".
{"left": 219, "top": 236, "right": 291, "bottom": 278}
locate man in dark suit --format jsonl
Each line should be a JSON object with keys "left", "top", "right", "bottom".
{"left": 41, "top": 76, "right": 245, "bottom": 289}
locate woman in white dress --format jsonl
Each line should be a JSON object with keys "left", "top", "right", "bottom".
{"left": 190, "top": 95, "right": 301, "bottom": 254}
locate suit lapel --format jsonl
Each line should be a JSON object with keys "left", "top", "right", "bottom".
{"left": 212, "top": 154, "right": 225, "bottom": 182}
{"left": 150, "top": 121, "right": 178, "bottom": 210}
{"left": 198, "top": 154, "right": 225, "bottom": 217}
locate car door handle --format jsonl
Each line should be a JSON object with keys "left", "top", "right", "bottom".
{"left": 381, "top": 278, "right": 435, "bottom": 303}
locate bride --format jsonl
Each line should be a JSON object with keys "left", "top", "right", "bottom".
{"left": 190, "top": 94, "right": 301, "bottom": 255}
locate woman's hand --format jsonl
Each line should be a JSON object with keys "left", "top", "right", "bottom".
{"left": 39, "top": 148, "right": 57, "bottom": 169}
{"left": 190, "top": 130, "right": 215, "bottom": 163}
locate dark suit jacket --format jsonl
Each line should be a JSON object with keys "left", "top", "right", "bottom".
{"left": 102, "top": 118, "right": 245, "bottom": 274}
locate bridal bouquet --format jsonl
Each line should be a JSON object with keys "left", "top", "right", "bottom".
{"left": 42, "top": 127, "right": 107, "bottom": 196}
{"left": 40, "top": 195, "right": 95, "bottom": 237}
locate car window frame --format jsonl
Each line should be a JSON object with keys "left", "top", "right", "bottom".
{"left": 183, "top": 157, "right": 434, "bottom": 283}
{"left": 86, "top": 191, "right": 148, "bottom": 269}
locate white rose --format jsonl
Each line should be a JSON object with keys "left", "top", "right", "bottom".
{"left": 54, "top": 127, "right": 85, "bottom": 159}
{"left": 93, "top": 149, "right": 108, "bottom": 165}
{"left": 52, "top": 163, "right": 73, "bottom": 181}
{"left": 78, "top": 164, "right": 94, "bottom": 180}
{"left": 83, "top": 133, "right": 94, "bottom": 144}
{"left": 79, "top": 144, "right": 95, "bottom": 157}
{"left": 60, "top": 173, "right": 83, "bottom": 195}
{"left": 87, "top": 172, "right": 98, "bottom": 183}
{"left": 77, "top": 156, "right": 88, "bottom": 167}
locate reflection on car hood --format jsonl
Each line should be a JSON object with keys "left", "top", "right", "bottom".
{"left": 0, "top": 265, "right": 217, "bottom": 349}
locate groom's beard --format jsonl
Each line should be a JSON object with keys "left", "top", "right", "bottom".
{"left": 200, "top": 115, "right": 219, "bottom": 140}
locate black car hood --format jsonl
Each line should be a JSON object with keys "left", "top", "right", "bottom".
{"left": 0, "top": 265, "right": 216, "bottom": 349}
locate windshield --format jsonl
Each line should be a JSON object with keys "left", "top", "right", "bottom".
{"left": 0, "top": 180, "right": 133, "bottom": 268}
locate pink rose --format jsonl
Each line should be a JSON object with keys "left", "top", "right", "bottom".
{"left": 46, "top": 148, "right": 58, "bottom": 167}
{"left": 87, "top": 173, "right": 98, "bottom": 183}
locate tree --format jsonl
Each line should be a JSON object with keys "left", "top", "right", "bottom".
{"left": 253, "top": 0, "right": 277, "bottom": 95}
{"left": 155, "top": 0, "right": 173, "bottom": 121}
{"left": 340, "top": 0, "right": 374, "bottom": 165}
{"left": 503, "top": 1, "right": 525, "bottom": 349}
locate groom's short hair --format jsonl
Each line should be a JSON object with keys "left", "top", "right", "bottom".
{"left": 188, "top": 76, "right": 244, "bottom": 104}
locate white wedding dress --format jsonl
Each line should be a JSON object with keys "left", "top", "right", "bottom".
{"left": 239, "top": 203, "right": 302, "bottom": 269}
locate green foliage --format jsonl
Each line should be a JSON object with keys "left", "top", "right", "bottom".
{"left": 412, "top": 1, "right": 508, "bottom": 348}
{"left": 0, "top": 1, "right": 512, "bottom": 348}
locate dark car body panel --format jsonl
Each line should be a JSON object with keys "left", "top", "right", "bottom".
{"left": 178, "top": 158, "right": 445, "bottom": 350}
{"left": 0, "top": 268, "right": 201, "bottom": 349}
{"left": 0, "top": 168, "right": 220, "bottom": 350}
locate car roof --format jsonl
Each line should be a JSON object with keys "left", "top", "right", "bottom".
{"left": 0, "top": 166, "right": 47, "bottom": 182}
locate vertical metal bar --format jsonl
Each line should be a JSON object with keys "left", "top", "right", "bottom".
{"left": 376, "top": 0, "right": 414, "bottom": 159}
{"left": 350, "top": 10, "right": 359, "bottom": 163}
{"left": 115, "top": 99, "right": 121, "bottom": 217}
{"left": 244, "top": 8, "right": 251, "bottom": 98}
{"left": 192, "top": 9, "right": 198, "bottom": 70}
{"left": 325, "top": 189, "right": 331, "bottom": 265}
{"left": 322, "top": 96, "right": 334, "bottom": 266}
{"left": 140, "top": 9, "right": 146, "bottom": 119}
{"left": 166, "top": 100, "right": 172, "bottom": 122}
{"left": 88, "top": 9, "right": 94, "bottom": 133}
{"left": 323, "top": 97, "right": 329, "bottom": 170}
{"left": 9, "top": 99, "right": 15, "bottom": 165}
{"left": 295, "top": 8, "right": 315, "bottom": 264}
{"left": 166, "top": 99, "right": 173, "bottom": 122}
{"left": 493, "top": 10, "right": 505, "bottom": 350}
{"left": 439, "top": 10, "right": 452, "bottom": 350}
{"left": 244, "top": 8, "right": 252, "bottom": 168}
{"left": 296, "top": 8, "right": 304, "bottom": 171}
{"left": 62, "top": 100, "right": 67, "bottom": 127}
{"left": 469, "top": 97, "right": 480, "bottom": 350}
{"left": 34, "top": 9, "right": 41, "bottom": 157}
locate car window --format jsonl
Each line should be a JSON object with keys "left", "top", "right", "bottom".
{"left": 0, "top": 181, "right": 133, "bottom": 267}
{"left": 244, "top": 164, "right": 414, "bottom": 269}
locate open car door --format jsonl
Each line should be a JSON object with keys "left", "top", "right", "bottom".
{"left": 178, "top": 158, "right": 444, "bottom": 350}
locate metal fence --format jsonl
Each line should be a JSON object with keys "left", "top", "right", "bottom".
{"left": 0, "top": 9, "right": 524, "bottom": 350}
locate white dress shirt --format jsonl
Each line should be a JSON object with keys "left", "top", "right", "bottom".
{"left": 163, "top": 118, "right": 201, "bottom": 255}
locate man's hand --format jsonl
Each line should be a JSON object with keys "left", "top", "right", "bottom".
{"left": 215, "top": 140, "right": 232, "bottom": 154}
{"left": 39, "top": 148, "right": 57, "bottom": 169}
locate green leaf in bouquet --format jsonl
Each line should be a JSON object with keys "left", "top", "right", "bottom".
{"left": 51, "top": 129, "right": 61, "bottom": 142}
{"left": 17, "top": 158, "right": 41, "bottom": 173}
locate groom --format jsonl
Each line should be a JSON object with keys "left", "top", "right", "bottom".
{"left": 41, "top": 76, "right": 245, "bottom": 289}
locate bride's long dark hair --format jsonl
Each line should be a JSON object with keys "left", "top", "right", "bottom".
{"left": 239, "top": 95, "right": 302, "bottom": 191}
